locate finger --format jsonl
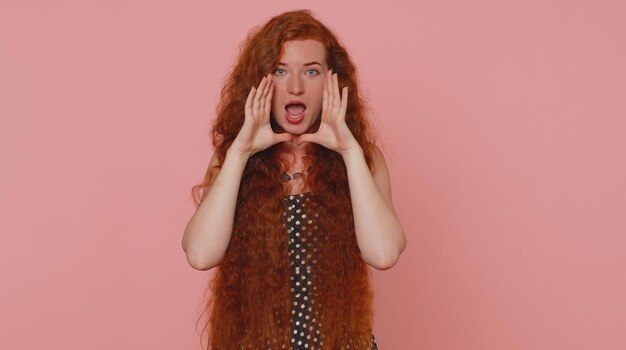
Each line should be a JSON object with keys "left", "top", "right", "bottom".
{"left": 263, "top": 73, "right": 273, "bottom": 108}
{"left": 340, "top": 86, "right": 348, "bottom": 118}
{"left": 264, "top": 80, "right": 273, "bottom": 117}
{"left": 259, "top": 74, "right": 270, "bottom": 111}
{"left": 333, "top": 73, "right": 340, "bottom": 108}
{"left": 296, "top": 132, "right": 318, "bottom": 146}
{"left": 326, "top": 70, "right": 333, "bottom": 110}
{"left": 274, "top": 131, "right": 293, "bottom": 144}
{"left": 261, "top": 75, "right": 270, "bottom": 106}
{"left": 322, "top": 75, "right": 328, "bottom": 116}
{"left": 245, "top": 87, "right": 256, "bottom": 116}
{"left": 254, "top": 77, "right": 267, "bottom": 111}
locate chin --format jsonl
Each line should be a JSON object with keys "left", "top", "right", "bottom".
{"left": 271, "top": 113, "right": 319, "bottom": 135}
{"left": 282, "top": 124, "right": 309, "bottom": 135}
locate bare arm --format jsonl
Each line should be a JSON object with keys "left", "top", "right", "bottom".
{"left": 341, "top": 144, "right": 406, "bottom": 270}
{"left": 295, "top": 70, "right": 406, "bottom": 270}
{"left": 182, "top": 148, "right": 250, "bottom": 270}
{"left": 181, "top": 73, "right": 292, "bottom": 271}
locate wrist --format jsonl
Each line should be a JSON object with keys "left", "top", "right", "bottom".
{"left": 227, "top": 144, "right": 252, "bottom": 160}
{"left": 339, "top": 141, "right": 363, "bottom": 159}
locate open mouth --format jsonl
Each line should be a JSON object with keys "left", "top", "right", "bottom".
{"left": 285, "top": 103, "right": 306, "bottom": 118}
{"left": 285, "top": 103, "right": 306, "bottom": 124}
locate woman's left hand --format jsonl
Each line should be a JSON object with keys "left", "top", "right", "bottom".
{"left": 296, "top": 69, "right": 360, "bottom": 154}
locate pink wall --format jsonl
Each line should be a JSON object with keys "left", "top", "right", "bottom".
{"left": 2, "top": 1, "right": 625, "bottom": 349}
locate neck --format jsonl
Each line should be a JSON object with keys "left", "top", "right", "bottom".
{"left": 282, "top": 138, "right": 308, "bottom": 157}
{"left": 272, "top": 116, "right": 320, "bottom": 158}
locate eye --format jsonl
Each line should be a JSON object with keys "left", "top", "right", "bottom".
{"left": 306, "top": 69, "right": 320, "bottom": 76}
{"left": 274, "top": 68, "right": 286, "bottom": 76}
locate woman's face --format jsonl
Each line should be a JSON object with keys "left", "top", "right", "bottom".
{"left": 270, "top": 39, "right": 329, "bottom": 136}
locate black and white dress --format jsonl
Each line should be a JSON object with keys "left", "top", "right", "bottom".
{"left": 283, "top": 192, "right": 378, "bottom": 349}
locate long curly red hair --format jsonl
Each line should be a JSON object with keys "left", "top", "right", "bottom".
{"left": 191, "top": 9, "right": 380, "bottom": 349}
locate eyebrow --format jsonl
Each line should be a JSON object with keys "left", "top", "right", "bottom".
{"left": 278, "top": 61, "right": 323, "bottom": 67}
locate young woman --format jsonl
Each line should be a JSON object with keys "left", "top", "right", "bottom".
{"left": 182, "top": 9, "right": 406, "bottom": 350}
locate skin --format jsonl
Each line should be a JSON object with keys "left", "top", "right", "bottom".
{"left": 232, "top": 39, "right": 355, "bottom": 157}
{"left": 183, "top": 39, "right": 406, "bottom": 271}
{"left": 270, "top": 39, "right": 327, "bottom": 140}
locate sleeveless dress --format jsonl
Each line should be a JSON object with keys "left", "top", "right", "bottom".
{"left": 283, "top": 192, "right": 379, "bottom": 349}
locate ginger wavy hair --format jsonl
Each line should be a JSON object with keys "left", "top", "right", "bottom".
{"left": 191, "top": 9, "right": 380, "bottom": 350}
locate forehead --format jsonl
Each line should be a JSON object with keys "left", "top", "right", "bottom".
{"left": 278, "top": 39, "right": 327, "bottom": 66}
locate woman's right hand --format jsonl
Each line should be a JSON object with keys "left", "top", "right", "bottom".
{"left": 231, "top": 73, "right": 293, "bottom": 156}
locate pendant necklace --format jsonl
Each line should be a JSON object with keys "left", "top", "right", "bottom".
{"left": 281, "top": 166, "right": 311, "bottom": 182}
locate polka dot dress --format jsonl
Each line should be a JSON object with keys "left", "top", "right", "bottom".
{"left": 283, "top": 192, "right": 379, "bottom": 350}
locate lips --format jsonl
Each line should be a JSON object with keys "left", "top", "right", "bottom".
{"left": 284, "top": 100, "right": 306, "bottom": 125}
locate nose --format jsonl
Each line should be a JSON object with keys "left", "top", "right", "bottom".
{"left": 287, "top": 75, "right": 304, "bottom": 95}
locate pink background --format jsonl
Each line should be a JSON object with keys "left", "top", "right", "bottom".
{"left": 1, "top": 1, "right": 625, "bottom": 349}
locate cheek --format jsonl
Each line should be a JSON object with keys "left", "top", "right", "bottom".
{"left": 270, "top": 84, "right": 285, "bottom": 108}
{"left": 314, "top": 83, "right": 325, "bottom": 98}
{"left": 313, "top": 87, "right": 325, "bottom": 107}
{"left": 270, "top": 94, "right": 281, "bottom": 112}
